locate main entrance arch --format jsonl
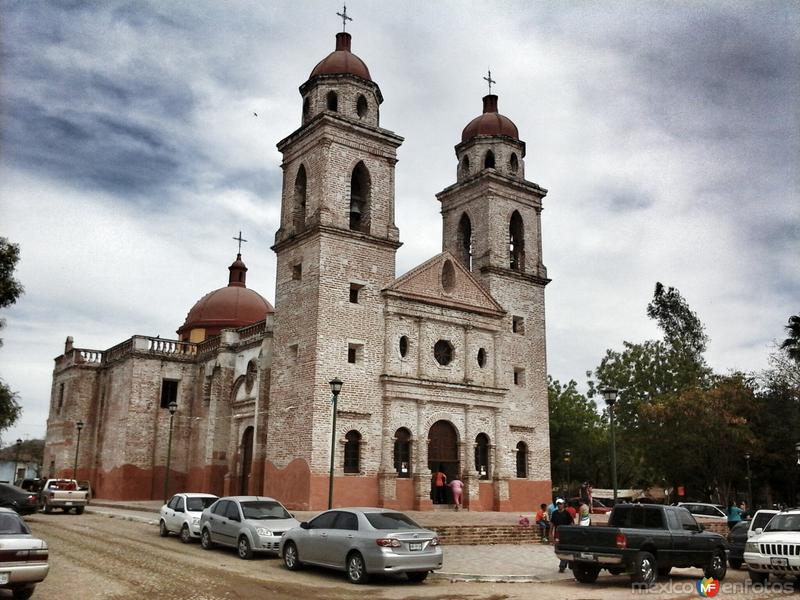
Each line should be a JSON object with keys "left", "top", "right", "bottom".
{"left": 240, "top": 426, "right": 254, "bottom": 495}
{"left": 428, "top": 420, "right": 460, "bottom": 502}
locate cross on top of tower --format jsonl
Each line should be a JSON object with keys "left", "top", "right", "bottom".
{"left": 233, "top": 231, "right": 248, "bottom": 254}
{"left": 336, "top": 4, "right": 353, "bottom": 32}
{"left": 483, "top": 69, "right": 496, "bottom": 94}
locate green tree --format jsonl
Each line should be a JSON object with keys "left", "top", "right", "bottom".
{"left": 0, "top": 237, "right": 24, "bottom": 434}
{"left": 780, "top": 314, "right": 800, "bottom": 363}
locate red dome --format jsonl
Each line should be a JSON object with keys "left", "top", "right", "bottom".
{"left": 177, "top": 254, "right": 274, "bottom": 340}
{"left": 461, "top": 95, "right": 519, "bottom": 143}
{"left": 310, "top": 32, "right": 372, "bottom": 81}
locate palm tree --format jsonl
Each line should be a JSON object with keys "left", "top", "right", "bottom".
{"left": 780, "top": 315, "right": 800, "bottom": 363}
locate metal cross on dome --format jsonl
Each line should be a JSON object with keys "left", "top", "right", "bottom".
{"left": 337, "top": 4, "right": 353, "bottom": 32}
{"left": 232, "top": 231, "right": 248, "bottom": 254}
{"left": 483, "top": 69, "right": 496, "bottom": 94}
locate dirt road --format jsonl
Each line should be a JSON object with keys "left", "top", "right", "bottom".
{"left": 12, "top": 512, "right": 795, "bottom": 600}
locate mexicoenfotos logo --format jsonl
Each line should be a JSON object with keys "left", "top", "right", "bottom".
{"left": 696, "top": 577, "right": 720, "bottom": 597}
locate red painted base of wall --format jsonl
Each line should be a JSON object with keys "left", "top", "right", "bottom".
{"left": 507, "top": 479, "right": 552, "bottom": 512}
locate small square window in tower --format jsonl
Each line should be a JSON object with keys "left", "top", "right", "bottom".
{"left": 512, "top": 316, "right": 525, "bottom": 334}
{"left": 349, "top": 283, "right": 363, "bottom": 304}
{"left": 347, "top": 343, "right": 363, "bottom": 364}
{"left": 513, "top": 368, "right": 526, "bottom": 386}
{"left": 292, "top": 263, "right": 302, "bottom": 281}
{"left": 160, "top": 379, "right": 179, "bottom": 408}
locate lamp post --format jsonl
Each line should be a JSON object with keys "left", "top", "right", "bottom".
{"left": 601, "top": 388, "right": 619, "bottom": 504}
{"left": 744, "top": 452, "right": 752, "bottom": 510}
{"left": 163, "top": 401, "right": 178, "bottom": 503}
{"left": 563, "top": 449, "right": 572, "bottom": 497}
{"left": 14, "top": 439, "right": 22, "bottom": 484}
{"left": 73, "top": 422, "right": 84, "bottom": 481}
{"left": 328, "top": 378, "right": 343, "bottom": 510}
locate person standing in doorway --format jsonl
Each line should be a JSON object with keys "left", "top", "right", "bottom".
{"left": 550, "top": 499, "right": 573, "bottom": 572}
{"left": 448, "top": 476, "right": 464, "bottom": 510}
{"left": 432, "top": 466, "right": 448, "bottom": 504}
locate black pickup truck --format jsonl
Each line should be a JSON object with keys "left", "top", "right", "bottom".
{"left": 554, "top": 504, "right": 728, "bottom": 587}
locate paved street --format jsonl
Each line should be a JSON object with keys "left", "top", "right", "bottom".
{"left": 11, "top": 511, "right": 797, "bottom": 600}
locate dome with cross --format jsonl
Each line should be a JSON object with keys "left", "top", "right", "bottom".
{"left": 310, "top": 31, "right": 372, "bottom": 81}
{"left": 462, "top": 94, "right": 520, "bottom": 143}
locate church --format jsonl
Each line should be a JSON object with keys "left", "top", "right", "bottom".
{"left": 43, "top": 26, "right": 553, "bottom": 511}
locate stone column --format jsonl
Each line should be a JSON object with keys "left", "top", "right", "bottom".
{"left": 492, "top": 407, "right": 511, "bottom": 511}
{"left": 413, "top": 400, "right": 432, "bottom": 510}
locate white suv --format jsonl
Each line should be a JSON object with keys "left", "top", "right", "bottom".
{"left": 744, "top": 508, "right": 800, "bottom": 583}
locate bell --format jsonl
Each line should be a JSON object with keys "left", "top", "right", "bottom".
{"left": 349, "top": 199, "right": 362, "bottom": 214}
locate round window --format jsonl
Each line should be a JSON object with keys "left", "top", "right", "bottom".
{"left": 399, "top": 335, "right": 408, "bottom": 358}
{"left": 477, "top": 348, "right": 487, "bottom": 368}
{"left": 434, "top": 340, "right": 453, "bottom": 366}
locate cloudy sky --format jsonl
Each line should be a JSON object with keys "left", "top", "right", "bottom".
{"left": 1, "top": 1, "right": 798, "bottom": 444}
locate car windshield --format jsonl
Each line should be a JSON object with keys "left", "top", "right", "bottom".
{"left": 240, "top": 501, "right": 291, "bottom": 520}
{"left": 0, "top": 513, "right": 30, "bottom": 535}
{"left": 753, "top": 512, "right": 777, "bottom": 530}
{"left": 48, "top": 480, "right": 76, "bottom": 491}
{"left": 364, "top": 512, "right": 421, "bottom": 530}
{"left": 764, "top": 514, "right": 800, "bottom": 532}
{"left": 186, "top": 497, "right": 216, "bottom": 512}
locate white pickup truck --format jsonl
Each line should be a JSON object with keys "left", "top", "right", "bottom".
{"left": 38, "top": 479, "right": 89, "bottom": 514}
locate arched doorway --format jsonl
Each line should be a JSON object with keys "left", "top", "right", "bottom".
{"left": 240, "top": 426, "right": 254, "bottom": 495}
{"left": 428, "top": 420, "right": 459, "bottom": 503}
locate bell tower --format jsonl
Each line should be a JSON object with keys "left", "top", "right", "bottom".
{"left": 436, "top": 89, "right": 551, "bottom": 508}
{"left": 267, "top": 27, "right": 403, "bottom": 508}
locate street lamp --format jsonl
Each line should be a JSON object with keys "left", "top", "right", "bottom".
{"left": 163, "top": 401, "right": 178, "bottom": 503}
{"left": 328, "top": 378, "right": 343, "bottom": 510}
{"left": 563, "top": 449, "right": 572, "bottom": 497}
{"left": 14, "top": 439, "right": 22, "bottom": 484}
{"left": 73, "top": 422, "right": 84, "bottom": 481}
{"left": 744, "top": 452, "right": 752, "bottom": 510}
{"left": 601, "top": 388, "right": 619, "bottom": 504}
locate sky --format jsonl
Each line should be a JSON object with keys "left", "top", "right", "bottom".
{"left": 1, "top": 1, "right": 798, "bottom": 444}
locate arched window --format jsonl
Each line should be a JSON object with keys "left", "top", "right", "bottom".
{"left": 344, "top": 430, "right": 361, "bottom": 473}
{"left": 460, "top": 155, "right": 470, "bottom": 178}
{"left": 393, "top": 427, "right": 411, "bottom": 477}
{"left": 302, "top": 97, "right": 310, "bottom": 122}
{"left": 441, "top": 259, "right": 455, "bottom": 292}
{"left": 293, "top": 165, "right": 307, "bottom": 233}
{"left": 484, "top": 149, "right": 495, "bottom": 169}
{"left": 516, "top": 441, "right": 528, "bottom": 478}
{"left": 349, "top": 161, "right": 371, "bottom": 232}
{"left": 326, "top": 90, "right": 338, "bottom": 112}
{"left": 509, "top": 152, "right": 519, "bottom": 174}
{"left": 509, "top": 210, "right": 525, "bottom": 271}
{"left": 356, "top": 95, "right": 368, "bottom": 118}
{"left": 475, "top": 433, "right": 490, "bottom": 479}
{"left": 457, "top": 213, "right": 472, "bottom": 270}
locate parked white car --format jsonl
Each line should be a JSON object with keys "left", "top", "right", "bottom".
{"left": 743, "top": 508, "right": 800, "bottom": 584}
{"left": 159, "top": 493, "right": 218, "bottom": 543}
{"left": 677, "top": 502, "right": 727, "bottom": 520}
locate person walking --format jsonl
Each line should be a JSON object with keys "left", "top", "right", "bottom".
{"left": 535, "top": 503, "right": 550, "bottom": 542}
{"left": 566, "top": 499, "right": 578, "bottom": 524}
{"left": 448, "top": 477, "right": 464, "bottom": 510}
{"left": 727, "top": 500, "right": 743, "bottom": 530}
{"left": 550, "top": 499, "right": 573, "bottom": 572}
{"left": 578, "top": 498, "right": 591, "bottom": 526}
{"left": 432, "top": 466, "right": 448, "bottom": 505}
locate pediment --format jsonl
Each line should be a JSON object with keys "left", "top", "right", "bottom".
{"left": 384, "top": 252, "right": 504, "bottom": 315}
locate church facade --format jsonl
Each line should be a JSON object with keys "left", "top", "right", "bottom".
{"left": 43, "top": 30, "right": 553, "bottom": 511}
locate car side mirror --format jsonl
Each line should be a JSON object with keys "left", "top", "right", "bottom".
{"left": 755, "top": 527, "right": 763, "bottom": 535}
{"left": 230, "top": 515, "right": 241, "bottom": 522}
{"left": 175, "top": 507, "right": 184, "bottom": 513}
{"left": 300, "top": 522, "right": 310, "bottom": 530}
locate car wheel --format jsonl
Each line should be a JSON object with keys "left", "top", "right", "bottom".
{"left": 11, "top": 586, "right": 35, "bottom": 600}
{"left": 406, "top": 571, "right": 428, "bottom": 583}
{"left": 237, "top": 535, "right": 253, "bottom": 560}
{"left": 630, "top": 552, "right": 657, "bottom": 587}
{"left": 75, "top": 506, "right": 85, "bottom": 515}
{"left": 749, "top": 570, "right": 768, "bottom": 584}
{"left": 729, "top": 558, "right": 743, "bottom": 570}
{"left": 159, "top": 520, "right": 169, "bottom": 537}
{"left": 42, "top": 499, "right": 52, "bottom": 514}
{"left": 572, "top": 562, "right": 601, "bottom": 584}
{"left": 180, "top": 524, "right": 192, "bottom": 544}
{"left": 704, "top": 550, "right": 727, "bottom": 581}
{"left": 283, "top": 541, "right": 302, "bottom": 571}
{"left": 346, "top": 552, "right": 369, "bottom": 584}
{"left": 200, "top": 528, "right": 214, "bottom": 550}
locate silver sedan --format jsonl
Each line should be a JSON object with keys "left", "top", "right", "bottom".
{"left": 0, "top": 507, "right": 49, "bottom": 600}
{"left": 279, "top": 507, "right": 443, "bottom": 584}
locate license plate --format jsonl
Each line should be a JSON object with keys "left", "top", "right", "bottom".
{"left": 65, "top": 501, "right": 73, "bottom": 506}
{"left": 408, "top": 543, "right": 422, "bottom": 551}
{"left": 0, "top": 573, "right": 8, "bottom": 584}
{"left": 771, "top": 557, "right": 788, "bottom": 567}
{"left": 579, "top": 552, "right": 596, "bottom": 561}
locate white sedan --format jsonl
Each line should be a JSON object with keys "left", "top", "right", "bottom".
{"left": 160, "top": 493, "right": 218, "bottom": 543}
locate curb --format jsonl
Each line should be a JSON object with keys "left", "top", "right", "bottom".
{"left": 86, "top": 507, "right": 158, "bottom": 526}
{"left": 89, "top": 501, "right": 160, "bottom": 514}
{"left": 431, "top": 572, "right": 569, "bottom": 584}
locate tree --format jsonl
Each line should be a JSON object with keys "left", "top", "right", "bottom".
{"left": 0, "top": 237, "right": 24, "bottom": 434}
{"left": 780, "top": 314, "right": 800, "bottom": 363}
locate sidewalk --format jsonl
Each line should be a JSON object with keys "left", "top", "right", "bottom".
{"left": 86, "top": 499, "right": 574, "bottom": 583}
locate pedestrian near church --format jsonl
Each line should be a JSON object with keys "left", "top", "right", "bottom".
{"left": 550, "top": 499, "right": 574, "bottom": 572}
{"left": 448, "top": 477, "right": 464, "bottom": 510}
{"left": 432, "top": 467, "right": 448, "bottom": 505}
{"left": 578, "top": 499, "right": 591, "bottom": 526}
{"left": 535, "top": 503, "right": 550, "bottom": 542}
{"left": 727, "top": 501, "right": 743, "bottom": 529}
{"left": 566, "top": 500, "right": 578, "bottom": 524}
